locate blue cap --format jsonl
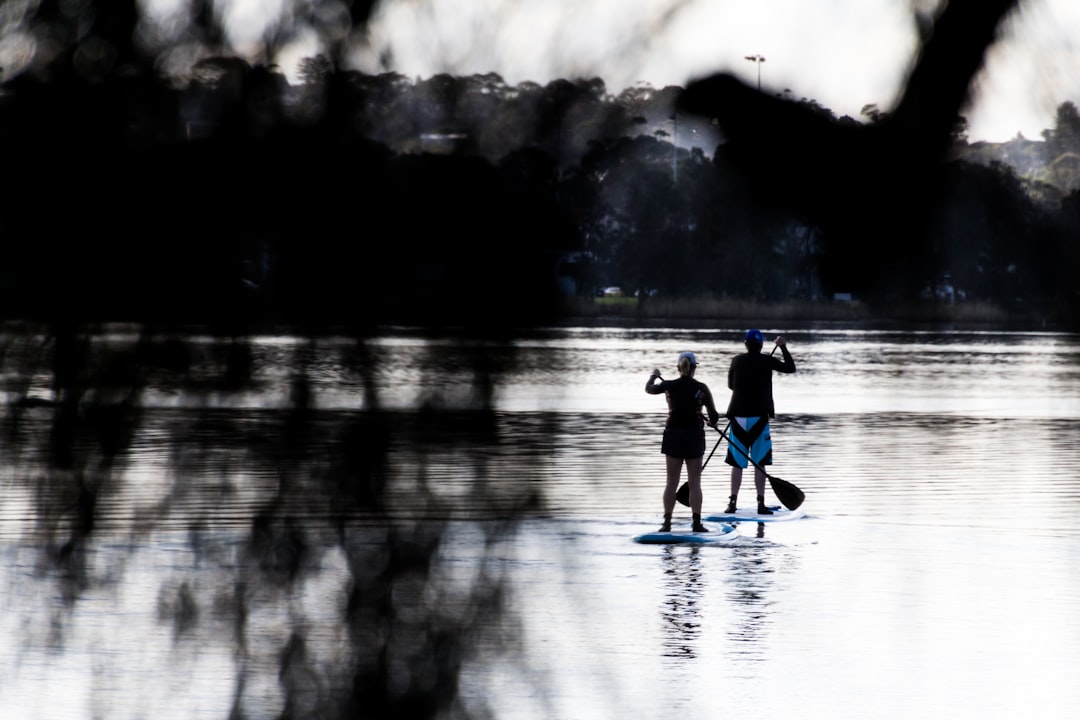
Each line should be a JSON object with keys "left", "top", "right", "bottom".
{"left": 677, "top": 351, "right": 697, "bottom": 366}
{"left": 745, "top": 329, "right": 764, "bottom": 344}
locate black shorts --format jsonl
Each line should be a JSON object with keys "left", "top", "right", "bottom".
{"left": 661, "top": 427, "right": 706, "bottom": 459}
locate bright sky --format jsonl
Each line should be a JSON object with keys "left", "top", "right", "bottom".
{"left": 342, "top": 0, "right": 1080, "bottom": 143}
{"left": 11, "top": 0, "right": 1067, "bottom": 144}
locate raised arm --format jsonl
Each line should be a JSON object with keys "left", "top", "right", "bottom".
{"left": 771, "top": 336, "right": 796, "bottom": 373}
{"left": 645, "top": 368, "right": 664, "bottom": 394}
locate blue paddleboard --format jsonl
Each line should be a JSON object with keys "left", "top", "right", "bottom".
{"left": 633, "top": 522, "right": 738, "bottom": 544}
{"left": 704, "top": 505, "right": 806, "bottom": 523}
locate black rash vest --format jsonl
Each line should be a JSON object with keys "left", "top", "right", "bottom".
{"left": 652, "top": 375, "right": 720, "bottom": 429}
{"left": 726, "top": 346, "right": 796, "bottom": 418}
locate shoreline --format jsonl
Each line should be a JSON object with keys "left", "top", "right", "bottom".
{"left": 1, "top": 296, "right": 1072, "bottom": 337}
{"left": 556, "top": 296, "right": 1073, "bottom": 332}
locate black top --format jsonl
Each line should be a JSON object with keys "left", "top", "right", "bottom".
{"left": 726, "top": 345, "right": 796, "bottom": 418}
{"left": 647, "top": 375, "right": 721, "bottom": 429}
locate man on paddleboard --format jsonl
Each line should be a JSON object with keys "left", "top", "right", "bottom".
{"left": 725, "top": 329, "right": 797, "bottom": 515}
{"left": 646, "top": 351, "right": 721, "bottom": 533}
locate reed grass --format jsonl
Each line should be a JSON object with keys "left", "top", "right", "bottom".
{"left": 559, "top": 295, "right": 1019, "bottom": 327}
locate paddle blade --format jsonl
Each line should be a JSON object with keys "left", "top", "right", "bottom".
{"left": 675, "top": 482, "right": 690, "bottom": 507}
{"left": 769, "top": 474, "right": 805, "bottom": 510}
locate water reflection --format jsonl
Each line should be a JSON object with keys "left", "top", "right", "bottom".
{"left": 3, "top": 324, "right": 1080, "bottom": 719}
{"left": 1, "top": 322, "right": 538, "bottom": 719}
{"left": 659, "top": 546, "right": 705, "bottom": 660}
{"left": 724, "top": 543, "right": 776, "bottom": 661}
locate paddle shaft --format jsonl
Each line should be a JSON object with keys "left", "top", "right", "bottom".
{"left": 721, "top": 343, "right": 779, "bottom": 474}
{"left": 652, "top": 369, "right": 724, "bottom": 470}
{"left": 718, "top": 421, "right": 805, "bottom": 510}
{"left": 667, "top": 344, "right": 776, "bottom": 478}
{"left": 719, "top": 342, "right": 777, "bottom": 473}
{"left": 654, "top": 365, "right": 723, "bottom": 508}
{"left": 701, "top": 423, "right": 726, "bottom": 471}
{"left": 671, "top": 343, "right": 806, "bottom": 510}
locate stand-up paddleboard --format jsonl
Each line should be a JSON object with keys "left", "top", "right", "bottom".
{"left": 705, "top": 505, "right": 806, "bottom": 523}
{"left": 633, "top": 522, "right": 738, "bottom": 544}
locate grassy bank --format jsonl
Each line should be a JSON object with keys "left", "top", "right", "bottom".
{"left": 557, "top": 295, "right": 1049, "bottom": 329}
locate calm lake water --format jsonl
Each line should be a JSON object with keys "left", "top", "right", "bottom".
{"left": 2, "top": 324, "right": 1079, "bottom": 719}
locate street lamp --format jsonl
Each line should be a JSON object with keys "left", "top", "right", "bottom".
{"left": 669, "top": 113, "right": 678, "bottom": 183}
{"left": 744, "top": 54, "right": 765, "bottom": 91}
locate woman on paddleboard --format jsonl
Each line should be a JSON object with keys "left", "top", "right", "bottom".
{"left": 645, "top": 351, "right": 721, "bottom": 533}
{"left": 725, "top": 329, "right": 797, "bottom": 515}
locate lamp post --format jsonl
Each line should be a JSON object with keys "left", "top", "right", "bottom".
{"left": 744, "top": 54, "right": 765, "bottom": 91}
{"left": 670, "top": 113, "right": 678, "bottom": 183}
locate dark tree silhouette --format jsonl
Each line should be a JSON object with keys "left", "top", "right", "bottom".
{"left": 297, "top": 54, "right": 334, "bottom": 85}
{"left": 676, "top": 0, "right": 1023, "bottom": 302}
{"left": 0, "top": 4, "right": 567, "bottom": 720}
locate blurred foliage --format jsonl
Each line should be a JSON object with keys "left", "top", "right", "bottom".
{"left": 1, "top": 6, "right": 552, "bottom": 720}
{"left": 673, "top": 0, "right": 1079, "bottom": 319}
{"left": 2, "top": 0, "right": 1079, "bottom": 717}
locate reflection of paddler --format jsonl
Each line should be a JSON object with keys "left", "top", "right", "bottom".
{"left": 658, "top": 545, "right": 704, "bottom": 659}
{"left": 725, "top": 330, "right": 797, "bottom": 515}
{"left": 645, "top": 351, "right": 721, "bottom": 533}
{"left": 724, "top": 543, "right": 777, "bottom": 651}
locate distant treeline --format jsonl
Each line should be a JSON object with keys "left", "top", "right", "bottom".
{"left": 3, "top": 54, "right": 1080, "bottom": 328}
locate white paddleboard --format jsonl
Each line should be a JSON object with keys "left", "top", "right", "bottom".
{"left": 705, "top": 505, "right": 806, "bottom": 523}
{"left": 633, "top": 522, "right": 738, "bottom": 544}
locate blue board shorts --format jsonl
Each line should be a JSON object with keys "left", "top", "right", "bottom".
{"left": 725, "top": 416, "right": 772, "bottom": 468}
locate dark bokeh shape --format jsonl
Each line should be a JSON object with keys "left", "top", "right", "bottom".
{"left": 677, "top": 0, "right": 1021, "bottom": 300}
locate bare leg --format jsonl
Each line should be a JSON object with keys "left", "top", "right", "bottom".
{"left": 754, "top": 466, "right": 773, "bottom": 514}
{"left": 729, "top": 466, "right": 743, "bottom": 506}
{"left": 754, "top": 467, "right": 767, "bottom": 498}
{"left": 685, "top": 456, "right": 703, "bottom": 515}
{"left": 663, "top": 455, "right": 683, "bottom": 517}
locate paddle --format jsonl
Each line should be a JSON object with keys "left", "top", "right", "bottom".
{"left": 714, "top": 422, "right": 806, "bottom": 510}
{"left": 673, "top": 418, "right": 725, "bottom": 509}
{"left": 650, "top": 365, "right": 726, "bottom": 508}
{"left": 672, "top": 343, "right": 806, "bottom": 510}
{"left": 675, "top": 421, "right": 726, "bottom": 507}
